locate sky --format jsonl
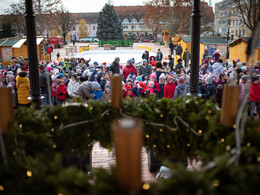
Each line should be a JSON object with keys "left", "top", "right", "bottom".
{"left": 0, "top": 0, "right": 222, "bottom": 14}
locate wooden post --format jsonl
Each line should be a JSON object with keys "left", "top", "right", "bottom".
{"left": 0, "top": 88, "right": 14, "bottom": 133}
{"left": 111, "top": 118, "right": 143, "bottom": 194}
{"left": 111, "top": 74, "right": 122, "bottom": 108}
{"left": 220, "top": 85, "right": 240, "bottom": 127}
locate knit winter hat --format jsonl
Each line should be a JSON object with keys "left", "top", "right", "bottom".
{"left": 143, "top": 59, "right": 148, "bottom": 64}
{"left": 138, "top": 82, "right": 146, "bottom": 89}
{"left": 241, "top": 75, "right": 248, "bottom": 80}
{"left": 150, "top": 74, "right": 156, "bottom": 80}
{"left": 252, "top": 76, "right": 258, "bottom": 82}
{"left": 92, "top": 82, "right": 100, "bottom": 90}
{"left": 149, "top": 81, "right": 154, "bottom": 86}
{"left": 127, "top": 59, "right": 133, "bottom": 65}
{"left": 159, "top": 73, "right": 166, "bottom": 80}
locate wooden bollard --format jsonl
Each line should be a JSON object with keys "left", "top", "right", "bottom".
{"left": 111, "top": 118, "right": 143, "bottom": 194}
{"left": 220, "top": 85, "right": 240, "bottom": 127}
{"left": 111, "top": 74, "right": 122, "bottom": 108}
{"left": 0, "top": 88, "right": 14, "bottom": 133}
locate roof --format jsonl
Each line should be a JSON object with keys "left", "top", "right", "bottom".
{"left": 229, "top": 37, "right": 260, "bottom": 48}
{"left": 0, "top": 39, "right": 6, "bottom": 46}
{"left": 36, "top": 38, "right": 44, "bottom": 45}
{"left": 12, "top": 39, "right": 26, "bottom": 48}
{"left": 1, "top": 39, "right": 20, "bottom": 47}
{"left": 114, "top": 6, "right": 146, "bottom": 21}
{"left": 181, "top": 36, "right": 228, "bottom": 45}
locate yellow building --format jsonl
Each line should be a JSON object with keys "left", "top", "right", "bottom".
{"left": 0, "top": 38, "right": 46, "bottom": 66}
{"left": 229, "top": 37, "right": 260, "bottom": 65}
{"left": 178, "top": 36, "right": 228, "bottom": 62}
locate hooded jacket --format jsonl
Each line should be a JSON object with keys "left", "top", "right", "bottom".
{"left": 68, "top": 80, "right": 80, "bottom": 96}
{"left": 75, "top": 81, "right": 95, "bottom": 101}
{"left": 109, "top": 61, "right": 120, "bottom": 74}
{"left": 139, "top": 65, "right": 152, "bottom": 76}
{"left": 250, "top": 83, "right": 260, "bottom": 102}
{"left": 123, "top": 65, "right": 137, "bottom": 79}
{"left": 16, "top": 76, "right": 30, "bottom": 105}
{"left": 56, "top": 84, "right": 68, "bottom": 100}
{"left": 173, "top": 83, "right": 187, "bottom": 99}
{"left": 212, "top": 62, "right": 223, "bottom": 77}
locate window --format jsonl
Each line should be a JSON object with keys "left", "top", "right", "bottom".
{"left": 123, "top": 19, "right": 129, "bottom": 24}
{"left": 123, "top": 25, "right": 128, "bottom": 29}
{"left": 132, "top": 25, "right": 136, "bottom": 29}
{"left": 131, "top": 18, "right": 137, "bottom": 23}
{"left": 139, "top": 19, "right": 144, "bottom": 23}
{"left": 219, "top": 21, "right": 222, "bottom": 24}
{"left": 93, "top": 26, "right": 95, "bottom": 30}
{"left": 139, "top": 25, "right": 144, "bottom": 29}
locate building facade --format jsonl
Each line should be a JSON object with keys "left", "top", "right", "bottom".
{"left": 214, "top": 0, "right": 252, "bottom": 40}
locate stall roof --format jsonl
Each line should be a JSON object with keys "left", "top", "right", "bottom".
{"left": 37, "top": 37, "right": 44, "bottom": 45}
{"left": 0, "top": 39, "right": 6, "bottom": 46}
{"left": 1, "top": 39, "right": 21, "bottom": 47}
{"left": 12, "top": 39, "right": 27, "bottom": 48}
{"left": 181, "top": 36, "right": 227, "bottom": 45}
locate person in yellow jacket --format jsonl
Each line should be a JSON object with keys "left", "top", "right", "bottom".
{"left": 16, "top": 71, "right": 31, "bottom": 107}
{"left": 42, "top": 52, "right": 50, "bottom": 64}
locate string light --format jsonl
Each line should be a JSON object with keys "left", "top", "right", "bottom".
{"left": 160, "top": 128, "right": 163, "bottom": 132}
{"left": 19, "top": 124, "right": 23, "bottom": 129}
{"left": 71, "top": 149, "right": 74, "bottom": 152}
{"left": 89, "top": 106, "right": 93, "bottom": 110}
{"left": 247, "top": 142, "right": 251, "bottom": 147}
{"left": 187, "top": 143, "right": 191, "bottom": 147}
{"left": 206, "top": 116, "right": 209, "bottom": 120}
{"left": 42, "top": 117, "right": 45, "bottom": 121}
{"left": 226, "top": 145, "right": 231, "bottom": 151}
{"left": 54, "top": 116, "right": 58, "bottom": 120}
{"left": 146, "top": 134, "right": 149, "bottom": 138}
{"left": 153, "top": 145, "right": 156, "bottom": 148}
{"left": 195, "top": 101, "right": 199, "bottom": 105}
{"left": 146, "top": 122, "right": 149, "bottom": 125}
{"left": 160, "top": 114, "right": 164, "bottom": 118}
{"left": 143, "top": 183, "right": 150, "bottom": 190}
{"left": 198, "top": 130, "right": 203, "bottom": 134}
{"left": 220, "top": 138, "right": 225, "bottom": 143}
{"left": 87, "top": 133, "right": 91, "bottom": 137}
{"left": 167, "top": 145, "right": 171, "bottom": 148}
{"left": 53, "top": 145, "right": 56, "bottom": 149}
{"left": 45, "top": 112, "right": 48, "bottom": 115}
{"left": 106, "top": 112, "right": 109, "bottom": 116}
{"left": 26, "top": 170, "right": 32, "bottom": 177}
{"left": 257, "top": 156, "right": 260, "bottom": 162}
{"left": 51, "top": 128, "right": 54, "bottom": 132}
{"left": 186, "top": 128, "right": 189, "bottom": 132}
{"left": 213, "top": 180, "right": 219, "bottom": 187}
{"left": 208, "top": 110, "right": 212, "bottom": 114}
{"left": 233, "top": 124, "right": 236, "bottom": 129}
{"left": 57, "top": 193, "right": 64, "bottom": 195}
{"left": 13, "top": 151, "right": 16, "bottom": 156}
{"left": 0, "top": 185, "right": 4, "bottom": 191}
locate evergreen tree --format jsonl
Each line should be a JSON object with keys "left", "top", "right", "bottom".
{"left": 97, "top": 3, "right": 123, "bottom": 40}
{"left": 0, "top": 20, "right": 16, "bottom": 38}
{"left": 78, "top": 19, "right": 89, "bottom": 39}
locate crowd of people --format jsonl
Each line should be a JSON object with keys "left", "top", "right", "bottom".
{"left": 0, "top": 48, "right": 260, "bottom": 118}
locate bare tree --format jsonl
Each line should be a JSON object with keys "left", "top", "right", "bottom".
{"left": 231, "top": 0, "right": 260, "bottom": 32}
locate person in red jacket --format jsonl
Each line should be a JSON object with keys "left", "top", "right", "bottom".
{"left": 123, "top": 84, "right": 135, "bottom": 99}
{"left": 249, "top": 76, "right": 260, "bottom": 117}
{"left": 123, "top": 59, "right": 137, "bottom": 79}
{"left": 147, "top": 73, "right": 160, "bottom": 93}
{"left": 164, "top": 76, "right": 177, "bottom": 99}
{"left": 56, "top": 79, "right": 68, "bottom": 104}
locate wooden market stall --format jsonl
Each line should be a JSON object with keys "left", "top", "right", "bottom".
{"left": 0, "top": 37, "right": 46, "bottom": 66}
{"left": 229, "top": 37, "right": 260, "bottom": 65}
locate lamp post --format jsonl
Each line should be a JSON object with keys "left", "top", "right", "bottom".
{"left": 25, "top": 0, "right": 42, "bottom": 109}
{"left": 189, "top": 0, "right": 201, "bottom": 96}
{"left": 226, "top": 19, "right": 231, "bottom": 59}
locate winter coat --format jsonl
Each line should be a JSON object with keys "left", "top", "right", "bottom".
{"left": 75, "top": 81, "right": 95, "bottom": 101}
{"left": 174, "top": 83, "right": 187, "bottom": 99}
{"left": 156, "top": 68, "right": 166, "bottom": 81}
{"left": 100, "top": 78, "right": 108, "bottom": 91}
{"left": 56, "top": 84, "right": 68, "bottom": 100}
{"left": 146, "top": 81, "right": 160, "bottom": 93}
{"left": 250, "top": 83, "right": 260, "bottom": 102}
{"left": 101, "top": 91, "right": 111, "bottom": 103}
{"left": 92, "top": 89, "right": 103, "bottom": 100}
{"left": 183, "top": 51, "right": 190, "bottom": 63}
{"left": 202, "top": 83, "right": 216, "bottom": 100}
{"left": 159, "top": 83, "right": 164, "bottom": 99}
{"left": 175, "top": 63, "right": 184, "bottom": 73}
{"left": 169, "top": 59, "right": 174, "bottom": 71}
{"left": 16, "top": 76, "right": 30, "bottom": 105}
{"left": 42, "top": 53, "right": 50, "bottom": 63}
{"left": 164, "top": 83, "right": 176, "bottom": 99}
{"left": 68, "top": 80, "right": 80, "bottom": 96}
{"left": 156, "top": 52, "right": 163, "bottom": 61}
{"left": 199, "top": 82, "right": 205, "bottom": 94}
{"left": 124, "top": 91, "right": 135, "bottom": 98}
{"left": 215, "top": 80, "right": 226, "bottom": 106}
{"left": 39, "top": 70, "right": 51, "bottom": 94}
{"left": 176, "top": 46, "right": 183, "bottom": 55}
{"left": 109, "top": 61, "right": 120, "bottom": 74}
{"left": 146, "top": 87, "right": 158, "bottom": 95}
{"left": 123, "top": 65, "right": 137, "bottom": 79}
{"left": 213, "top": 52, "right": 220, "bottom": 61}
{"left": 70, "top": 61, "right": 78, "bottom": 69}
{"left": 239, "top": 82, "right": 248, "bottom": 100}
{"left": 200, "top": 65, "right": 212, "bottom": 75}
{"left": 142, "top": 53, "right": 149, "bottom": 61}
{"left": 139, "top": 65, "right": 152, "bottom": 76}
{"left": 212, "top": 62, "right": 223, "bottom": 77}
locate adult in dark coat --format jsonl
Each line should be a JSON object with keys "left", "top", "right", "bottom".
{"left": 139, "top": 59, "right": 152, "bottom": 76}
{"left": 168, "top": 55, "right": 174, "bottom": 72}
{"left": 169, "top": 42, "right": 174, "bottom": 55}
{"left": 39, "top": 64, "right": 51, "bottom": 105}
{"left": 155, "top": 49, "right": 163, "bottom": 61}
{"left": 183, "top": 48, "right": 190, "bottom": 68}
{"left": 175, "top": 59, "right": 184, "bottom": 74}
{"left": 142, "top": 51, "right": 149, "bottom": 62}
{"left": 201, "top": 76, "right": 216, "bottom": 100}
{"left": 176, "top": 44, "right": 183, "bottom": 56}
{"left": 109, "top": 57, "right": 120, "bottom": 74}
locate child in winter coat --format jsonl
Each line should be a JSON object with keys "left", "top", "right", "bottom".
{"left": 132, "top": 80, "right": 140, "bottom": 97}
{"left": 91, "top": 82, "right": 103, "bottom": 100}
{"left": 16, "top": 71, "right": 31, "bottom": 107}
{"left": 123, "top": 84, "right": 135, "bottom": 99}
{"left": 56, "top": 79, "right": 68, "bottom": 104}
{"left": 249, "top": 76, "right": 260, "bottom": 117}
{"left": 239, "top": 75, "right": 248, "bottom": 101}
{"left": 146, "top": 81, "right": 159, "bottom": 95}
{"left": 147, "top": 73, "right": 160, "bottom": 93}
{"left": 101, "top": 84, "right": 111, "bottom": 103}
{"left": 164, "top": 76, "right": 176, "bottom": 99}
{"left": 68, "top": 74, "right": 80, "bottom": 97}
{"left": 158, "top": 73, "right": 166, "bottom": 99}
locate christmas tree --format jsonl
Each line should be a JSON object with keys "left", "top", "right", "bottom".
{"left": 97, "top": 3, "right": 123, "bottom": 40}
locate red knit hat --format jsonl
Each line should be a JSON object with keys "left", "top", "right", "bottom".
{"left": 125, "top": 84, "right": 132, "bottom": 91}
{"left": 138, "top": 81, "right": 146, "bottom": 89}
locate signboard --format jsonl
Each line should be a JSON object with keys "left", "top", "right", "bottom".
{"left": 2, "top": 48, "right": 12, "bottom": 62}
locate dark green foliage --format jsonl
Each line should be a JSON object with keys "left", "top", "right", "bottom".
{"left": 97, "top": 3, "right": 123, "bottom": 40}
{"left": 0, "top": 20, "right": 16, "bottom": 38}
